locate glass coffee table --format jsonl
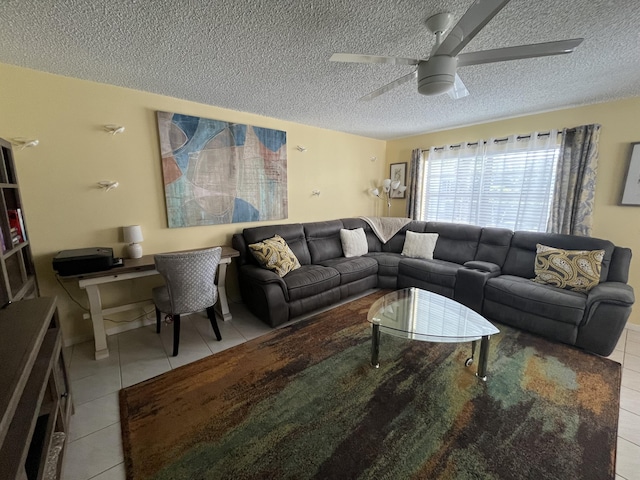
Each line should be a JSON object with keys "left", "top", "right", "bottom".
{"left": 367, "top": 288, "right": 499, "bottom": 380}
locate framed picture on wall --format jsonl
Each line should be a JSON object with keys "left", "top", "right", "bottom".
{"left": 621, "top": 143, "right": 640, "bottom": 205}
{"left": 390, "top": 162, "right": 407, "bottom": 198}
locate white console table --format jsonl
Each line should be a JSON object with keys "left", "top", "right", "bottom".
{"left": 68, "top": 246, "right": 238, "bottom": 360}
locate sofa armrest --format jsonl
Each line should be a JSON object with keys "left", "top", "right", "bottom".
{"left": 240, "top": 264, "right": 287, "bottom": 284}
{"left": 583, "top": 282, "right": 635, "bottom": 328}
{"left": 454, "top": 264, "right": 501, "bottom": 313}
{"left": 463, "top": 261, "right": 501, "bottom": 274}
{"left": 237, "top": 265, "right": 291, "bottom": 327}
{"left": 238, "top": 264, "right": 288, "bottom": 297}
{"left": 575, "top": 282, "right": 635, "bottom": 356}
{"left": 586, "top": 282, "right": 635, "bottom": 309}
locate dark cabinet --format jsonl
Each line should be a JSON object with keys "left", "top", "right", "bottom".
{"left": 0, "top": 298, "right": 72, "bottom": 480}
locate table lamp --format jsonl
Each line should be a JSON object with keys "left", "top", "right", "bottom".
{"left": 123, "top": 225, "right": 143, "bottom": 259}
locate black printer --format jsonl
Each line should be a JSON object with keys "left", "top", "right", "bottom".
{"left": 53, "top": 247, "right": 122, "bottom": 276}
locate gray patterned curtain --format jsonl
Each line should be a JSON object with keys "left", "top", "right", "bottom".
{"left": 406, "top": 148, "right": 424, "bottom": 220}
{"left": 547, "top": 124, "right": 601, "bottom": 236}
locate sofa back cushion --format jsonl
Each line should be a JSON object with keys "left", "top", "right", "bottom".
{"left": 382, "top": 221, "right": 427, "bottom": 253}
{"left": 425, "top": 222, "right": 482, "bottom": 264}
{"left": 341, "top": 218, "right": 382, "bottom": 252}
{"left": 502, "top": 231, "right": 615, "bottom": 281}
{"left": 475, "top": 227, "right": 514, "bottom": 267}
{"left": 305, "top": 220, "right": 344, "bottom": 263}
{"left": 242, "top": 223, "right": 311, "bottom": 265}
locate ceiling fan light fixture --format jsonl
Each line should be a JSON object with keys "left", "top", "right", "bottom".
{"left": 417, "top": 55, "right": 456, "bottom": 96}
{"left": 418, "top": 77, "right": 454, "bottom": 96}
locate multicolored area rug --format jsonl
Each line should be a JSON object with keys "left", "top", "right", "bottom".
{"left": 119, "top": 291, "right": 621, "bottom": 480}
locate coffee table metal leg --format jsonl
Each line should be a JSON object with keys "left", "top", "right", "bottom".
{"left": 476, "top": 335, "right": 491, "bottom": 381}
{"left": 371, "top": 321, "right": 380, "bottom": 368}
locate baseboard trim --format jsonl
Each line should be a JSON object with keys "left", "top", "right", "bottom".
{"left": 626, "top": 323, "right": 640, "bottom": 333}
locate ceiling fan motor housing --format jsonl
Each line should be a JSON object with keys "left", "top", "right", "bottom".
{"left": 418, "top": 55, "right": 457, "bottom": 96}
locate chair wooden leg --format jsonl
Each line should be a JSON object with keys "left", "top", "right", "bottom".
{"left": 172, "top": 314, "right": 181, "bottom": 356}
{"left": 206, "top": 306, "right": 222, "bottom": 341}
{"left": 155, "top": 307, "right": 161, "bottom": 333}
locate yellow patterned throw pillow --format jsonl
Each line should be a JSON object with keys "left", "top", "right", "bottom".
{"left": 248, "top": 234, "right": 301, "bottom": 277}
{"left": 533, "top": 244, "right": 604, "bottom": 292}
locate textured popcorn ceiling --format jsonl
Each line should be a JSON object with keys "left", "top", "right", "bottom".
{"left": 1, "top": 0, "right": 639, "bottom": 140}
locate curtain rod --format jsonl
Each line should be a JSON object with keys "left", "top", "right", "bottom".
{"left": 428, "top": 129, "right": 567, "bottom": 152}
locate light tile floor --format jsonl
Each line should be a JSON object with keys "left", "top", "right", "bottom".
{"left": 61, "top": 302, "right": 640, "bottom": 480}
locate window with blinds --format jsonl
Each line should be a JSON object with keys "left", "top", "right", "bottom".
{"left": 421, "top": 140, "right": 560, "bottom": 232}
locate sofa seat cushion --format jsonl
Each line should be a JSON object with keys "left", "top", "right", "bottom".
{"left": 365, "top": 252, "right": 403, "bottom": 277}
{"left": 282, "top": 265, "right": 340, "bottom": 301}
{"left": 398, "top": 258, "right": 461, "bottom": 288}
{"left": 485, "top": 275, "right": 586, "bottom": 326}
{"left": 318, "top": 256, "right": 378, "bottom": 285}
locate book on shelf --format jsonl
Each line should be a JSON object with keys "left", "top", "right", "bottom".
{"left": 10, "top": 227, "right": 19, "bottom": 245}
{"left": 16, "top": 208, "right": 26, "bottom": 242}
{"left": 7, "top": 208, "right": 26, "bottom": 244}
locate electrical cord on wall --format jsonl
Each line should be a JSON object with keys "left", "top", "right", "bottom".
{"left": 56, "top": 276, "right": 156, "bottom": 324}
{"left": 56, "top": 275, "right": 89, "bottom": 311}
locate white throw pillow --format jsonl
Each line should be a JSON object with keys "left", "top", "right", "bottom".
{"left": 401, "top": 231, "right": 439, "bottom": 259}
{"left": 340, "top": 228, "right": 368, "bottom": 258}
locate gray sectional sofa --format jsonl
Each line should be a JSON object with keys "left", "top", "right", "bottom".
{"left": 231, "top": 218, "right": 635, "bottom": 356}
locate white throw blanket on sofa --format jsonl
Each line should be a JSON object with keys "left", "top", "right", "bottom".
{"left": 360, "top": 216, "right": 412, "bottom": 244}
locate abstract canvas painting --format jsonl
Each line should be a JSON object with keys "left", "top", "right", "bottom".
{"left": 157, "top": 111, "right": 288, "bottom": 227}
{"left": 621, "top": 142, "right": 640, "bottom": 205}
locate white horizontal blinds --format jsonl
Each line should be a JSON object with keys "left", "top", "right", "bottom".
{"left": 422, "top": 142, "right": 483, "bottom": 224}
{"left": 422, "top": 131, "right": 560, "bottom": 232}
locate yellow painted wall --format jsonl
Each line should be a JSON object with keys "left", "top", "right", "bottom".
{"left": 0, "top": 63, "right": 387, "bottom": 344}
{"left": 2, "top": 59, "right": 637, "bottom": 342}
{"left": 386, "top": 97, "right": 640, "bottom": 326}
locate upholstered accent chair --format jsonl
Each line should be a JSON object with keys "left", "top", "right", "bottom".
{"left": 152, "top": 247, "right": 223, "bottom": 356}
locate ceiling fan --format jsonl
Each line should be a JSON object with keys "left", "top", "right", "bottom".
{"left": 330, "top": 0, "right": 583, "bottom": 101}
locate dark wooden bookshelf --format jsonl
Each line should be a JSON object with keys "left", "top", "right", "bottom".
{"left": 0, "top": 297, "right": 72, "bottom": 480}
{"left": 0, "top": 138, "right": 38, "bottom": 304}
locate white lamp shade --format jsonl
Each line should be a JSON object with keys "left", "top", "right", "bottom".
{"left": 382, "top": 179, "right": 391, "bottom": 189}
{"left": 123, "top": 225, "right": 143, "bottom": 244}
{"left": 371, "top": 188, "right": 380, "bottom": 197}
{"left": 391, "top": 180, "right": 401, "bottom": 189}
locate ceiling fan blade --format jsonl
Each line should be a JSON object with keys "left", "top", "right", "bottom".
{"left": 435, "top": 0, "right": 511, "bottom": 57}
{"left": 330, "top": 53, "right": 421, "bottom": 66}
{"left": 448, "top": 73, "right": 470, "bottom": 99}
{"left": 359, "top": 70, "right": 418, "bottom": 101}
{"left": 457, "top": 38, "right": 583, "bottom": 67}
{"left": 458, "top": 38, "right": 584, "bottom": 67}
